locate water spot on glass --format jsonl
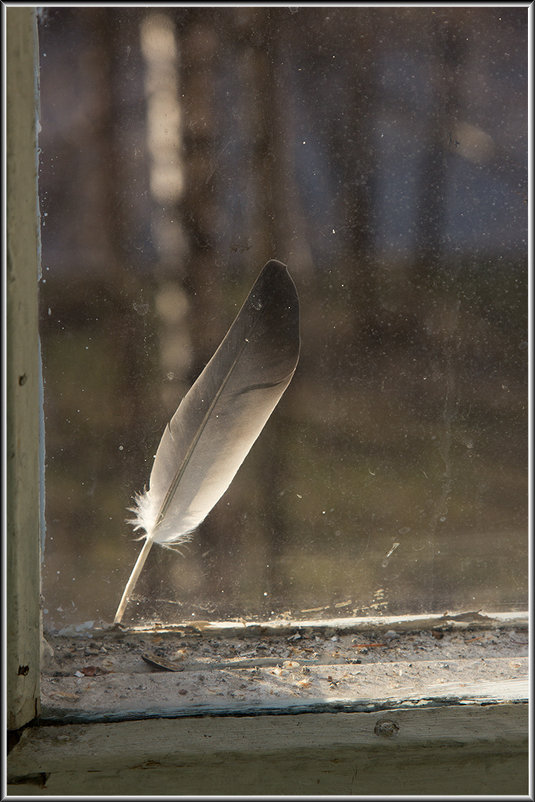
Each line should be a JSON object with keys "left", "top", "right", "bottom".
{"left": 133, "top": 301, "right": 149, "bottom": 316}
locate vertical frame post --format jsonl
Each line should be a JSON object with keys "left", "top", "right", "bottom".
{"left": 6, "top": 6, "right": 42, "bottom": 729}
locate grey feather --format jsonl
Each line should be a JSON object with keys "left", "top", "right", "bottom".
{"left": 114, "top": 260, "right": 300, "bottom": 624}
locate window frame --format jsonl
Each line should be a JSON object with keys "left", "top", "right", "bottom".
{"left": 6, "top": 4, "right": 42, "bottom": 731}
{"left": 5, "top": 8, "right": 528, "bottom": 796}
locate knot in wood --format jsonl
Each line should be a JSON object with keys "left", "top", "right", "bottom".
{"left": 374, "top": 718, "right": 399, "bottom": 738}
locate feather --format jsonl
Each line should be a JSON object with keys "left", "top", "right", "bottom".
{"left": 114, "top": 260, "right": 300, "bottom": 624}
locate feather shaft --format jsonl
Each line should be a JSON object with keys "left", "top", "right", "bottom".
{"left": 155, "top": 336, "right": 248, "bottom": 529}
{"left": 114, "top": 537, "right": 154, "bottom": 625}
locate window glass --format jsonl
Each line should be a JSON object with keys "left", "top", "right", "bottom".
{"left": 38, "top": 7, "right": 528, "bottom": 628}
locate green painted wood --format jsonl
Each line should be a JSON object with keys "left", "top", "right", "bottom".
{"left": 7, "top": 704, "right": 528, "bottom": 795}
{"left": 6, "top": 6, "right": 42, "bottom": 730}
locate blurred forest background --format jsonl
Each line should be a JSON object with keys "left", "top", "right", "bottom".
{"left": 37, "top": 6, "right": 527, "bottom": 629}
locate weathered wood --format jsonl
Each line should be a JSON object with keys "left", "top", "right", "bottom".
{"left": 6, "top": 6, "right": 41, "bottom": 730}
{"left": 39, "top": 616, "right": 528, "bottom": 723}
{"left": 104, "top": 609, "right": 529, "bottom": 636}
{"left": 40, "top": 656, "right": 528, "bottom": 724}
{"left": 7, "top": 704, "right": 528, "bottom": 795}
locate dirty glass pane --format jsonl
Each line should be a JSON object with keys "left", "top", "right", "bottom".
{"left": 38, "top": 7, "right": 528, "bottom": 629}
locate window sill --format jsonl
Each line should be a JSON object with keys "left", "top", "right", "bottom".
{"left": 37, "top": 610, "right": 528, "bottom": 722}
{"left": 8, "top": 611, "right": 528, "bottom": 795}
{"left": 7, "top": 705, "right": 527, "bottom": 796}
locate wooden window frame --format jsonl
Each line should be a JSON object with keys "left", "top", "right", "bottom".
{"left": 5, "top": 7, "right": 529, "bottom": 796}
{"left": 6, "top": 3, "right": 42, "bottom": 732}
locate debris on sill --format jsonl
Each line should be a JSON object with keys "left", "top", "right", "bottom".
{"left": 40, "top": 614, "right": 528, "bottom": 723}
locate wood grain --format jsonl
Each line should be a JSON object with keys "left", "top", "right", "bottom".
{"left": 6, "top": 6, "right": 41, "bottom": 730}
{"left": 8, "top": 704, "right": 528, "bottom": 795}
